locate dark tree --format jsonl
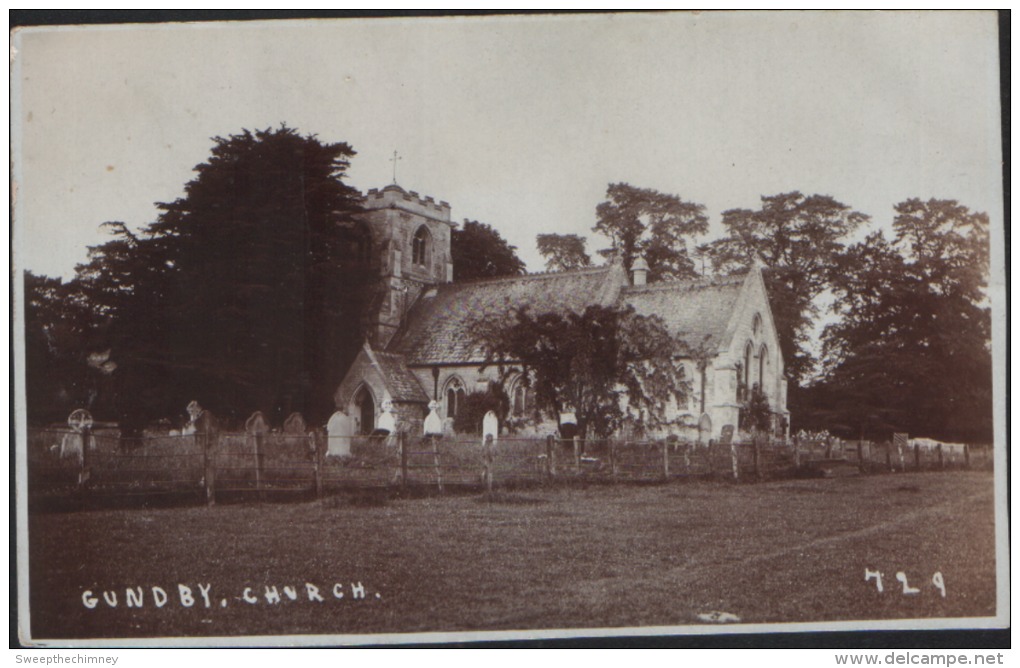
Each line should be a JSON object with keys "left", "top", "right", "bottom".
{"left": 593, "top": 183, "right": 709, "bottom": 281}
{"left": 472, "top": 304, "right": 689, "bottom": 438}
{"left": 66, "top": 126, "right": 367, "bottom": 430}
{"left": 536, "top": 233, "right": 592, "bottom": 272}
{"left": 451, "top": 219, "right": 526, "bottom": 281}
{"left": 699, "top": 192, "right": 868, "bottom": 385}
{"left": 816, "top": 199, "right": 992, "bottom": 442}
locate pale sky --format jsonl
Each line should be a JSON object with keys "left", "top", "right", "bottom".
{"left": 12, "top": 11, "right": 1004, "bottom": 280}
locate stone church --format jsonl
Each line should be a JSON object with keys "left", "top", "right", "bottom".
{"left": 333, "top": 183, "right": 789, "bottom": 444}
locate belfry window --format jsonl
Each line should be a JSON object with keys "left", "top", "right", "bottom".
{"left": 412, "top": 226, "right": 430, "bottom": 266}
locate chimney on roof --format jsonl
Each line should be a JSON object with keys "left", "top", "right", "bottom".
{"left": 631, "top": 256, "right": 649, "bottom": 286}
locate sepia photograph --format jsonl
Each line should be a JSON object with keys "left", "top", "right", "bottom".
{"left": 11, "top": 10, "right": 1008, "bottom": 648}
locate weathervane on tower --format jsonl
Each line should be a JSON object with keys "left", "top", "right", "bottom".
{"left": 390, "top": 150, "right": 402, "bottom": 185}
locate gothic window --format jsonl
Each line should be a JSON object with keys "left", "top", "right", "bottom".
{"left": 744, "top": 342, "right": 754, "bottom": 393}
{"left": 510, "top": 376, "right": 529, "bottom": 417}
{"left": 412, "top": 225, "right": 431, "bottom": 266}
{"left": 752, "top": 313, "right": 762, "bottom": 337}
{"left": 758, "top": 344, "right": 768, "bottom": 393}
{"left": 444, "top": 376, "right": 465, "bottom": 419}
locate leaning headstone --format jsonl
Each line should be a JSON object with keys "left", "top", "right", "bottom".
{"left": 283, "top": 412, "right": 306, "bottom": 434}
{"left": 326, "top": 411, "right": 354, "bottom": 456}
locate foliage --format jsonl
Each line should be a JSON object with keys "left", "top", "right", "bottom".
{"left": 453, "top": 385, "right": 509, "bottom": 435}
{"left": 536, "top": 233, "right": 591, "bottom": 272}
{"left": 741, "top": 387, "right": 772, "bottom": 434}
{"left": 48, "top": 126, "right": 368, "bottom": 430}
{"left": 472, "top": 304, "right": 689, "bottom": 438}
{"left": 699, "top": 191, "right": 868, "bottom": 384}
{"left": 593, "top": 183, "right": 709, "bottom": 281}
{"left": 451, "top": 220, "right": 526, "bottom": 281}
{"left": 815, "top": 199, "right": 991, "bottom": 442}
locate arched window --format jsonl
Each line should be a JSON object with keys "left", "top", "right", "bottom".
{"left": 444, "top": 376, "right": 465, "bottom": 419}
{"left": 752, "top": 313, "right": 762, "bottom": 337}
{"left": 758, "top": 344, "right": 768, "bottom": 392}
{"left": 353, "top": 385, "right": 375, "bottom": 435}
{"left": 412, "top": 225, "right": 431, "bottom": 266}
{"left": 510, "top": 376, "right": 529, "bottom": 417}
{"left": 744, "top": 342, "right": 754, "bottom": 393}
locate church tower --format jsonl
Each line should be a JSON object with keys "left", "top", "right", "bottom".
{"left": 359, "top": 184, "right": 454, "bottom": 348}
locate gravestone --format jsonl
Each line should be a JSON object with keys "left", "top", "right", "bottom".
{"left": 60, "top": 408, "right": 94, "bottom": 461}
{"left": 326, "top": 411, "right": 354, "bottom": 456}
{"left": 698, "top": 413, "right": 712, "bottom": 445}
{"left": 423, "top": 400, "right": 443, "bottom": 436}
{"left": 376, "top": 399, "right": 397, "bottom": 435}
{"left": 283, "top": 412, "right": 306, "bottom": 434}
{"left": 482, "top": 411, "right": 499, "bottom": 442}
{"left": 245, "top": 411, "right": 270, "bottom": 435}
{"left": 183, "top": 400, "right": 203, "bottom": 436}
{"left": 719, "top": 424, "right": 735, "bottom": 445}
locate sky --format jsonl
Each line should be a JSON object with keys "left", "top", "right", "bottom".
{"left": 11, "top": 11, "right": 1004, "bottom": 281}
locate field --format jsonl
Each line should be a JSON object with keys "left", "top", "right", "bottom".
{"left": 25, "top": 471, "right": 998, "bottom": 643}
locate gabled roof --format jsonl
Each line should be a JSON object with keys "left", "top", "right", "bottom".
{"left": 621, "top": 273, "right": 747, "bottom": 354}
{"left": 388, "top": 264, "right": 627, "bottom": 365}
{"left": 364, "top": 346, "right": 429, "bottom": 403}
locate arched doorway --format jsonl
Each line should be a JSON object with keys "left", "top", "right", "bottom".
{"left": 353, "top": 385, "right": 376, "bottom": 435}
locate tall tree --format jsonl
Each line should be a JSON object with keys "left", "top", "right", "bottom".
{"left": 699, "top": 192, "right": 868, "bottom": 384}
{"left": 67, "top": 126, "right": 367, "bottom": 429}
{"left": 472, "top": 304, "right": 689, "bottom": 438}
{"left": 536, "top": 233, "right": 591, "bottom": 272}
{"left": 818, "top": 199, "right": 991, "bottom": 442}
{"left": 593, "top": 183, "right": 709, "bottom": 281}
{"left": 451, "top": 219, "right": 526, "bottom": 281}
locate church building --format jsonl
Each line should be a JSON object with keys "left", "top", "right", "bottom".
{"left": 333, "top": 184, "right": 789, "bottom": 443}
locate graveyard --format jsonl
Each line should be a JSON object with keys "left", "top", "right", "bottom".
{"left": 26, "top": 469, "right": 997, "bottom": 641}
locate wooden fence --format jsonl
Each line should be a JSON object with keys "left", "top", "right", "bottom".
{"left": 27, "top": 426, "right": 994, "bottom": 507}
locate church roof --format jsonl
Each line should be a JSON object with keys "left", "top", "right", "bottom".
{"left": 388, "top": 265, "right": 627, "bottom": 365}
{"left": 367, "top": 348, "right": 430, "bottom": 403}
{"left": 621, "top": 273, "right": 746, "bottom": 354}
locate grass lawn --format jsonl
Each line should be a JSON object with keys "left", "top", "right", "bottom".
{"left": 25, "top": 471, "right": 998, "bottom": 641}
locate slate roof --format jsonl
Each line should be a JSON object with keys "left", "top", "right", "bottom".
{"left": 621, "top": 273, "right": 746, "bottom": 353}
{"left": 388, "top": 265, "right": 627, "bottom": 365}
{"left": 367, "top": 348, "right": 430, "bottom": 403}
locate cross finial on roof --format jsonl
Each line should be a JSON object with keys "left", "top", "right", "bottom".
{"left": 390, "top": 150, "right": 402, "bottom": 185}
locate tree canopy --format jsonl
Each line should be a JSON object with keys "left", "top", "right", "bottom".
{"left": 812, "top": 199, "right": 992, "bottom": 442}
{"left": 472, "top": 304, "right": 690, "bottom": 438}
{"left": 53, "top": 126, "right": 368, "bottom": 430}
{"left": 536, "top": 233, "right": 591, "bottom": 272}
{"left": 593, "top": 183, "right": 709, "bottom": 281}
{"left": 451, "top": 219, "right": 526, "bottom": 281}
{"left": 700, "top": 192, "right": 868, "bottom": 385}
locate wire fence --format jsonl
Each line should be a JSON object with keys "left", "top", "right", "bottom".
{"left": 27, "top": 424, "right": 994, "bottom": 509}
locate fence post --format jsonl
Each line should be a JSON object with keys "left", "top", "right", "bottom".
{"left": 431, "top": 435, "right": 444, "bottom": 493}
{"left": 201, "top": 427, "right": 216, "bottom": 507}
{"left": 254, "top": 430, "right": 264, "bottom": 503}
{"left": 79, "top": 423, "right": 92, "bottom": 497}
{"left": 573, "top": 436, "right": 581, "bottom": 476}
{"left": 400, "top": 431, "right": 409, "bottom": 488}
{"left": 914, "top": 443, "right": 921, "bottom": 471}
{"left": 793, "top": 434, "right": 801, "bottom": 471}
{"left": 610, "top": 440, "right": 618, "bottom": 482}
{"left": 857, "top": 439, "right": 865, "bottom": 472}
{"left": 730, "top": 442, "right": 739, "bottom": 481}
{"left": 662, "top": 440, "right": 670, "bottom": 481}
{"left": 937, "top": 443, "right": 944, "bottom": 470}
{"left": 885, "top": 442, "right": 892, "bottom": 471}
{"left": 964, "top": 443, "right": 971, "bottom": 469}
{"left": 312, "top": 430, "right": 323, "bottom": 499}
{"left": 544, "top": 435, "right": 554, "bottom": 480}
{"left": 483, "top": 434, "right": 494, "bottom": 494}
{"left": 753, "top": 434, "right": 762, "bottom": 480}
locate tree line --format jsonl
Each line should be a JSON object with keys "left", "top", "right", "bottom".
{"left": 23, "top": 126, "right": 993, "bottom": 442}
